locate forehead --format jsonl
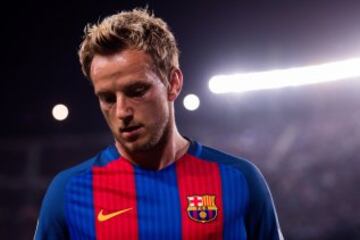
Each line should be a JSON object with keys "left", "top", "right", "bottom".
{"left": 90, "top": 49, "right": 156, "bottom": 84}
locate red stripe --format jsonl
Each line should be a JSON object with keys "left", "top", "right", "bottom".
{"left": 176, "top": 154, "right": 223, "bottom": 240}
{"left": 93, "top": 158, "right": 138, "bottom": 239}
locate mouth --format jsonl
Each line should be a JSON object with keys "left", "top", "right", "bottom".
{"left": 120, "top": 125, "right": 143, "bottom": 140}
{"left": 120, "top": 125, "right": 142, "bottom": 133}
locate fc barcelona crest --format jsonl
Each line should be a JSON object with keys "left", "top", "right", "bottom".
{"left": 186, "top": 195, "right": 218, "bottom": 223}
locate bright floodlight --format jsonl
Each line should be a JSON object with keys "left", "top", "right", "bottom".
{"left": 209, "top": 58, "right": 360, "bottom": 94}
{"left": 52, "top": 104, "right": 69, "bottom": 121}
{"left": 183, "top": 94, "right": 200, "bottom": 111}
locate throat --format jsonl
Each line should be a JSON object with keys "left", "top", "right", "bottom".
{"left": 117, "top": 137, "right": 190, "bottom": 171}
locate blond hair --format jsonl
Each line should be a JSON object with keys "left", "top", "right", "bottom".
{"left": 78, "top": 8, "right": 179, "bottom": 85}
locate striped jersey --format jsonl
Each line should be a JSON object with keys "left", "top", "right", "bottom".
{"left": 35, "top": 140, "right": 283, "bottom": 239}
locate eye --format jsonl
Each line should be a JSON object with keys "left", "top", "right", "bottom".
{"left": 98, "top": 93, "right": 116, "bottom": 104}
{"left": 126, "top": 84, "right": 150, "bottom": 98}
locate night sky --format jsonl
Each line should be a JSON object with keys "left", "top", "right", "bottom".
{"left": 3, "top": 0, "right": 360, "bottom": 137}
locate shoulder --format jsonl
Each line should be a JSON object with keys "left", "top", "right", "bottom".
{"left": 193, "top": 142, "right": 283, "bottom": 239}
{"left": 46, "top": 157, "right": 96, "bottom": 197}
{"left": 192, "top": 142, "right": 273, "bottom": 210}
{"left": 195, "top": 142, "right": 263, "bottom": 182}
{"left": 36, "top": 155, "right": 98, "bottom": 222}
{"left": 46, "top": 144, "right": 119, "bottom": 192}
{"left": 35, "top": 145, "right": 117, "bottom": 239}
{"left": 190, "top": 141, "right": 271, "bottom": 202}
{"left": 40, "top": 144, "right": 118, "bottom": 209}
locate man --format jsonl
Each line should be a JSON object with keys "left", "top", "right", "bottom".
{"left": 35, "top": 8, "right": 283, "bottom": 239}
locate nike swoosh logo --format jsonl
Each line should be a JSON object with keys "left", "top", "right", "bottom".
{"left": 97, "top": 208, "right": 133, "bottom": 222}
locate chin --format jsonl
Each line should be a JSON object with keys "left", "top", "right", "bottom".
{"left": 117, "top": 135, "right": 157, "bottom": 153}
{"left": 114, "top": 123, "right": 169, "bottom": 154}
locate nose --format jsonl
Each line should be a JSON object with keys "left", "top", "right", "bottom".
{"left": 115, "top": 94, "right": 133, "bottom": 120}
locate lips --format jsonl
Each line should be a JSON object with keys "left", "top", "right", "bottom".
{"left": 120, "top": 125, "right": 142, "bottom": 133}
{"left": 120, "top": 125, "right": 143, "bottom": 140}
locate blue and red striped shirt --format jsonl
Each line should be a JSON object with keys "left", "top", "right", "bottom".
{"left": 35, "top": 140, "right": 283, "bottom": 239}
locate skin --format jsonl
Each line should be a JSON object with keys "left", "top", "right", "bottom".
{"left": 90, "top": 49, "right": 189, "bottom": 170}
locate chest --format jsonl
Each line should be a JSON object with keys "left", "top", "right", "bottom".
{"left": 64, "top": 157, "right": 247, "bottom": 239}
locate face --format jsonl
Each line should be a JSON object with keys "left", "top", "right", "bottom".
{"left": 90, "top": 49, "right": 177, "bottom": 153}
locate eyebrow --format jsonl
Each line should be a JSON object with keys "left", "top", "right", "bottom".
{"left": 124, "top": 81, "right": 151, "bottom": 88}
{"left": 123, "top": 81, "right": 151, "bottom": 92}
{"left": 95, "top": 80, "right": 151, "bottom": 94}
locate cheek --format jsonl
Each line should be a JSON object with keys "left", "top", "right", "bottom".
{"left": 137, "top": 99, "right": 168, "bottom": 121}
{"left": 136, "top": 89, "right": 168, "bottom": 114}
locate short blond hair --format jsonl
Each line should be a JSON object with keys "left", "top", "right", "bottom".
{"left": 78, "top": 8, "right": 180, "bottom": 85}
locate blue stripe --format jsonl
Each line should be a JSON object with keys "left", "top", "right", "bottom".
{"left": 219, "top": 164, "right": 248, "bottom": 240}
{"left": 188, "top": 140, "right": 202, "bottom": 157}
{"left": 96, "top": 144, "right": 120, "bottom": 166}
{"left": 65, "top": 171, "right": 96, "bottom": 239}
{"left": 196, "top": 143, "right": 249, "bottom": 240}
{"left": 135, "top": 164, "right": 182, "bottom": 240}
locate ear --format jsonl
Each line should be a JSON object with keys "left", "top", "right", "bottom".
{"left": 167, "top": 68, "right": 183, "bottom": 101}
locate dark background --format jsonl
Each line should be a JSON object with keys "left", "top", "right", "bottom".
{"left": 2, "top": 0, "right": 360, "bottom": 239}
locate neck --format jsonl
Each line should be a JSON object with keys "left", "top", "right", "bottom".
{"left": 115, "top": 121, "right": 189, "bottom": 171}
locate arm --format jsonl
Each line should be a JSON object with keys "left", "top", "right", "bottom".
{"left": 34, "top": 172, "right": 70, "bottom": 240}
{"left": 242, "top": 163, "right": 283, "bottom": 240}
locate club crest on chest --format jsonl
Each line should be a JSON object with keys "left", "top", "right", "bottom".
{"left": 186, "top": 195, "right": 218, "bottom": 223}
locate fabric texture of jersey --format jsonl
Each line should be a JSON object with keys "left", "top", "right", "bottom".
{"left": 35, "top": 140, "right": 283, "bottom": 240}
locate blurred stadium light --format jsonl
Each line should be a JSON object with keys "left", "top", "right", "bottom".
{"left": 183, "top": 94, "right": 200, "bottom": 111}
{"left": 52, "top": 104, "right": 69, "bottom": 121}
{"left": 209, "top": 58, "right": 360, "bottom": 94}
